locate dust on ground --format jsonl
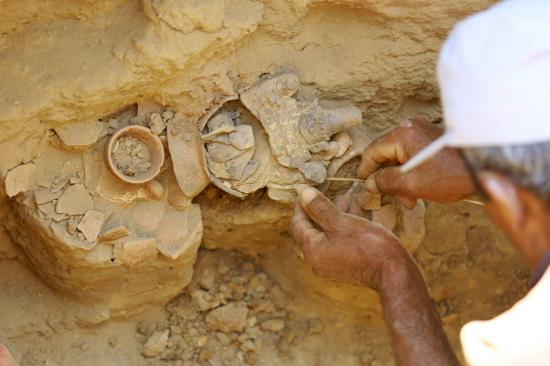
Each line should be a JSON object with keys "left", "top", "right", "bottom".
{"left": 0, "top": 201, "right": 529, "bottom": 366}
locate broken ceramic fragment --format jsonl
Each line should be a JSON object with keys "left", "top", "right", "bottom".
{"left": 98, "top": 226, "right": 130, "bottom": 243}
{"left": 38, "top": 202, "right": 68, "bottom": 222}
{"left": 229, "top": 125, "right": 254, "bottom": 150}
{"left": 34, "top": 188, "right": 62, "bottom": 205}
{"left": 56, "top": 184, "right": 94, "bottom": 215}
{"left": 5, "top": 104, "right": 208, "bottom": 316}
{"left": 4, "top": 162, "right": 36, "bottom": 197}
{"left": 145, "top": 179, "right": 164, "bottom": 200}
{"left": 225, "top": 149, "right": 255, "bottom": 180}
{"left": 321, "top": 126, "right": 372, "bottom": 194}
{"left": 167, "top": 114, "right": 210, "bottom": 198}
{"left": 77, "top": 210, "right": 105, "bottom": 242}
{"left": 202, "top": 112, "right": 235, "bottom": 141}
{"left": 156, "top": 204, "right": 202, "bottom": 260}
{"left": 54, "top": 120, "right": 105, "bottom": 150}
{"left": 117, "top": 237, "right": 158, "bottom": 267}
{"left": 50, "top": 221, "right": 96, "bottom": 251}
{"left": 201, "top": 73, "right": 364, "bottom": 204}
{"left": 267, "top": 188, "right": 296, "bottom": 203}
{"left": 207, "top": 141, "right": 249, "bottom": 162}
{"left": 166, "top": 173, "right": 192, "bottom": 209}
{"left": 240, "top": 71, "right": 362, "bottom": 183}
{"left": 333, "top": 131, "right": 352, "bottom": 158}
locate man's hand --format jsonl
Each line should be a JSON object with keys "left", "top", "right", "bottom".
{"left": 357, "top": 117, "right": 474, "bottom": 207}
{"left": 0, "top": 343, "right": 17, "bottom": 366}
{"left": 292, "top": 186, "right": 460, "bottom": 366}
{"left": 292, "top": 186, "right": 418, "bottom": 291}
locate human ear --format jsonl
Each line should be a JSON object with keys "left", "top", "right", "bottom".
{"left": 477, "top": 170, "right": 550, "bottom": 267}
{"left": 477, "top": 171, "right": 524, "bottom": 242}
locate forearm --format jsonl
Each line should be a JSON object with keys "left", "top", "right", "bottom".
{"left": 379, "top": 260, "right": 459, "bottom": 366}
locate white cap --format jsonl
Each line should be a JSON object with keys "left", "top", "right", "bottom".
{"left": 402, "top": 0, "right": 550, "bottom": 172}
{"left": 460, "top": 267, "right": 550, "bottom": 366}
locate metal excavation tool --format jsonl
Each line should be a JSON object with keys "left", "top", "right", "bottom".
{"left": 324, "top": 177, "right": 484, "bottom": 206}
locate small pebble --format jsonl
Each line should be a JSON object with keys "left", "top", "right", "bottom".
{"left": 244, "top": 352, "right": 258, "bottom": 365}
{"left": 308, "top": 319, "right": 324, "bottom": 335}
{"left": 260, "top": 319, "right": 285, "bottom": 332}
{"left": 162, "top": 110, "right": 174, "bottom": 120}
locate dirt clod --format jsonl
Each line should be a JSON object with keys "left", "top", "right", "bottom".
{"left": 260, "top": 319, "right": 285, "bottom": 332}
{"left": 142, "top": 330, "right": 169, "bottom": 358}
{"left": 111, "top": 136, "right": 152, "bottom": 177}
{"left": 308, "top": 318, "right": 325, "bottom": 335}
{"left": 205, "top": 302, "right": 248, "bottom": 333}
{"left": 148, "top": 113, "right": 165, "bottom": 135}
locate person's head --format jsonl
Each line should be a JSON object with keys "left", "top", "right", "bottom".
{"left": 398, "top": 1, "right": 550, "bottom": 268}
{"left": 461, "top": 143, "right": 550, "bottom": 267}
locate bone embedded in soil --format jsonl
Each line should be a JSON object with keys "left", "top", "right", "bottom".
{"left": 111, "top": 136, "right": 152, "bottom": 177}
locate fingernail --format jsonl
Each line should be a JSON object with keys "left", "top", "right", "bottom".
{"left": 364, "top": 176, "right": 378, "bottom": 192}
{"left": 300, "top": 187, "right": 318, "bottom": 205}
{"left": 401, "top": 119, "right": 413, "bottom": 128}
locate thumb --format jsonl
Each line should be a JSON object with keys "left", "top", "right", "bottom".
{"left": 298, "top": 186, "right": 342, "bottom": 232}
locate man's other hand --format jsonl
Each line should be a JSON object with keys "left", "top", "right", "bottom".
{"left": 357, "top": 117, "right": 474, "bottom": 207}
{"left": 0, "top": 343, "right": 17, "bottom": 366}
{"left": 292, "top": 186, "right": 418, "bottom": 291}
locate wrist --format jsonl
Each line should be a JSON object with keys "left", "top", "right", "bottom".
{"left": 378, "top": 258, "right": 459, "bottom": 366}
{"left": 378, "top": 253, "right": 424, "bottom": 295}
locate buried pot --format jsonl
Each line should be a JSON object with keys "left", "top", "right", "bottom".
{"left": 105, "top": 125, "right": 165, "bottom": 184}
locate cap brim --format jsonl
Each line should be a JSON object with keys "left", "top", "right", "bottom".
{"left": 400, "top": 134, "right": 451, "bottom": 173}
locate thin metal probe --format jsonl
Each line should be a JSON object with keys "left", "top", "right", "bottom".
{"left": 324, "top": 177, "right": 485, "bottom": 206}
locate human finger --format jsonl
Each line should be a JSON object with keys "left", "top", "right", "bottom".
{"left": 291, "top": 202, "right": 322, "bottom": 245}
{"left": 334, "top": 194, "right": 351, "bottom": 212}
{"left": 348, "top": 200, "right": 363, "bottom": 216}
{"left": 357, "top": 130, "right": 407, "bottom": 179}
{"left": 395, "top": 195, "right": 417, "bottom": 209}
{"left": 292, "top": 203, "right": 328, "bottom": 262}
{"left": 298, "top": 186, "right": 343, "bottom": 232}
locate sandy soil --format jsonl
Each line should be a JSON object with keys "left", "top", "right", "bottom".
{"left": 0, "top": 201, "right": 529, "bottom": 366}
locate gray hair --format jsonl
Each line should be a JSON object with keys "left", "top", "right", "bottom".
{"left": 462, "top": 141, "right": 550, "bottom": 202}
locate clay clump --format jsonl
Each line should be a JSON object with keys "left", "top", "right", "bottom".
{"left": 111, "top": 136, "right": 152, "bottom": 177}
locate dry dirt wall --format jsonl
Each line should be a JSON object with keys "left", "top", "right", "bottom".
{"left": 0, "top": 0, "right": 495, "bottom": 174}
{"left": 0, "top": 0, "right": 494, "bottom": 246}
